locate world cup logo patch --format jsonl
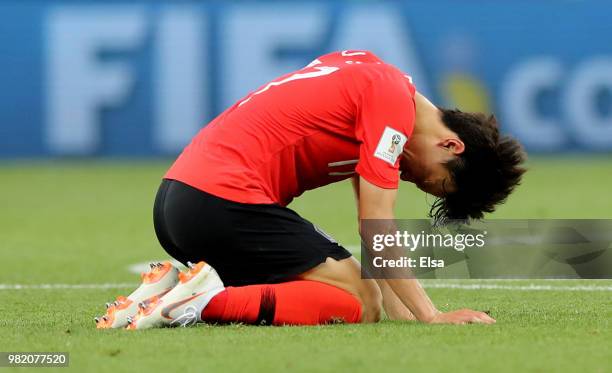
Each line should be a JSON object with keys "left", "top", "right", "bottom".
{"left": 374, "top": 126, "right": 408, "bottom": 165}
{"left": 388, "top": 134, "right": 402, "bottom": 154}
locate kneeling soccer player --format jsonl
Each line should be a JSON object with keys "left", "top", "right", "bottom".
{"left": 96, "top": 50, "right": 525, "bottom": 329}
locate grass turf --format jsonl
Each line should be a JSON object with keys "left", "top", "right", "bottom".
{"left": 0, "top": 156, "right": 610, "bottom": 372}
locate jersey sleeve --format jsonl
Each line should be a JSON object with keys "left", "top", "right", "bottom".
{"left": 354, "top": 73, "right": 416, "bottom": 189}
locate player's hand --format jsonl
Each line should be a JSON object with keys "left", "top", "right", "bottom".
{"left": 427, "top": 309, "right": 496, "bottom": 325}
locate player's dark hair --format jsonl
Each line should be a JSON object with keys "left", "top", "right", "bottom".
{"left": 431, "top": 108, "right": 526, "bottom": 225}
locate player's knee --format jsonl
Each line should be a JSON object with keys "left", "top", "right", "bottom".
{"left": 357, "top": 281, "right": 382, "bottom": 323}
{"left": 298, "top": 257, "right": 382, "bottom": 322}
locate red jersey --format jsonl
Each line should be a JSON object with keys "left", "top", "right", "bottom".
{"left": 165, "top": 50, "right": 416, "bottom": 206}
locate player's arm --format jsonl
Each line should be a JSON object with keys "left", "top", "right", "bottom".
{"left": 358, "top": 176, "right": 495, "bottom": 324}
{"left": 376, "top": 279, "right": 417, "bottom": 320}
{"left": 351, "top": 176, "right": 416, "bottom": 321}
{"left": 357, "top": 176, "right": 437, "bottom": 322}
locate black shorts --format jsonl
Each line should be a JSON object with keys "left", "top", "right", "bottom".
{"left": 153, "top": 179, "right": 352, "bottom": 287}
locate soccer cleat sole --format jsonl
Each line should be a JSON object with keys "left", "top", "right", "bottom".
{"left": 126, "top": 261, "right": 224, "bottom": 330}
{"left": 95, "top": 261, "right": 179, "bottom": 329}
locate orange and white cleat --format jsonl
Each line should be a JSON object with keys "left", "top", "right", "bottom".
{"left": 126, "top": 261, "right": 224, "bottom": 330}
{"left": 95, "top": 261, "right": 180, "bottom": 329}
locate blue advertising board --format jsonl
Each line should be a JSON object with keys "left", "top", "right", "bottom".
{"left": 1, "top": 0, "right": 612, "bottom": 157}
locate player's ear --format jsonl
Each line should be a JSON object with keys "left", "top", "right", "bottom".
{"left": 439, "top": 138, "right": 465, "bottom": 155}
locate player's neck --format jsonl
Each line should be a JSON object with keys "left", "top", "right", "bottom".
{"left": 413, "top": 92, "right": 454, "bottom": 139}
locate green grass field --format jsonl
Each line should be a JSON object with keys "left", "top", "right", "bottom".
{"left": 0, "top": 157, "right": 610, "bottom": 372}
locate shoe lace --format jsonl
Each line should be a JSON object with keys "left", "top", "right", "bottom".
{"left": 170, "top": 305, "right": 199, "bottom": 327}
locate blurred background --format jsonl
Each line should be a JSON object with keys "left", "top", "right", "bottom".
{"left": 2, "top": 0, "right": 612, "bottom": 157}
{"left": 1, "top": 0, "right": 611, "bottom": 279}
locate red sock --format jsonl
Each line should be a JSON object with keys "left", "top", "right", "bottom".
{"left": 201, "top": 280, "right": 362, "bottom": 325}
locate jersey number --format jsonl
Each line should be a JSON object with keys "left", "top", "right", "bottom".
{"left": 238, "top": 65, "right": 339, "bottom": 107}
